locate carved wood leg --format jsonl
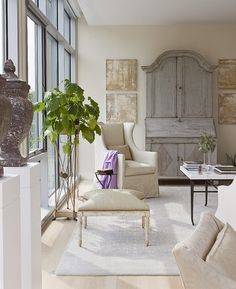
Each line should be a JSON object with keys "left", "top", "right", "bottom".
{"left": 78, "top": 212, "right": 83, "bottom": 247}
{"left": 144, "top": 212, "right": 150, "bottom": 246}
{"left": 84, "top": 216, "right": 87, "bottom": 229}
{"left": 142, "top": 215, "right": 145, "bottom": 228}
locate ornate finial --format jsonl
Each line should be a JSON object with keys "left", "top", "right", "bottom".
{"left": 2, "top": 59, "right": 18, "bottom": 79}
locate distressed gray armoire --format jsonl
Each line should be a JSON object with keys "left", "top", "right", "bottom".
{"left": 142, "top": 50, "right": 217, "bottom": 178}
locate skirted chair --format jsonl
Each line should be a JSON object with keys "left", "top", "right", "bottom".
{"left": 94, "top": 122, "right": 159, "bottom": 198}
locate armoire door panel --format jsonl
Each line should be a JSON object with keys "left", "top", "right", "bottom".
{"left": 181, "top": 56, "right": 210, "bottom": 117}
{"left": 153, "top": 57, "right": 177, "bottom": 117}
{"left": 152, "top": 143, "right": 178, "bottom": 177}
{"left": 184, "top": 143, "right": 204, "bottom": 162}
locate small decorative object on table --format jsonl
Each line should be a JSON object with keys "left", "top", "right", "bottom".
{"left": 198, "top": 132, "right": 216, "bottom": 171}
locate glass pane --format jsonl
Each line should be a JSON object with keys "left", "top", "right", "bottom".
{"left": 64, "top": 9, "right": 70, "bottom": 43}
{"left": 64, "top": 49, "right": 71, "bottom": 80}
{"left": 47, "top": 141, "right": 58, "bottom": 197}
{"left": 46, "top": 32, "right": 59, "bottom": 196}
{"left": 46, "top": 0, "right": 58, "bottom": 28}
{"left": 46, "top": 33, "right": 58, "bottom": 89}
{"left": 27, "top": 17, "right": 43, "bottom": 153}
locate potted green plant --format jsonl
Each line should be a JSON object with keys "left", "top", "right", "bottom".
{"left": 35, "top": 79, "right": 101, "bottom": 219}
{"left": 198, "top": 132, "right": 216, "bottom": 165}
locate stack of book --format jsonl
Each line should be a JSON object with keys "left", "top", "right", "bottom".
{"left": 183, "top": 161, "right": 203, "bottom": 170}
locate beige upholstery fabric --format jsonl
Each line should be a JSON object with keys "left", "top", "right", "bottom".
{"left": 78, "top": 190, "right": 149, "bottom": 211}
{"left": 206, "top": 223, "right": 236, "bottom": 281}
{"left": 102, "top": 123, "right": 124, "bottom": 146}
{"left": 125, "top": 160, "right": 156, "bottom": 176}
{"left": 108, "top": 144, "right": 132, "bottom": 160}
{"left": 173, "top": 212, "right": 236, "bottom": 289}
{"left": 183, "top": 212, "right": 223, "bottom": 259}
{"left": 83, "top": 189, "right": 146, "bottom": 200}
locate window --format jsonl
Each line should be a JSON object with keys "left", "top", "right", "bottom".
{"left": 46, "top": 0, "right": 58, "bottom": 28}
{"left": 27, "top": 0, "right": 77, "bottom": 214}
{"left": 46, "top": 33, "right": 59, "bottom": 197}
{"left": 64, "top": 49, "right": 71, "bottom": 80}
{"left": 27, "top": 16, "right": 44, "bottom": 154}
{"left": 64, "top": 9, "right": 71, "bottom": 44}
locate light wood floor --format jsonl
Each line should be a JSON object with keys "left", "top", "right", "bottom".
{"left": 41, "top": 181, "right": 183, "bottom": 289}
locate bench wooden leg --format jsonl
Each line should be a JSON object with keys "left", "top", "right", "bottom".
{"left": 84, "top": 216, "right": 87, "bottom": 229}
{"left": 144, "top": 212, "right": 150, "bottom": 246}
{"left": 142, "top": 215, "right": 145, "bottom": 229}
{"left": 78, "top": 212, "right": 83, "bottom": 247}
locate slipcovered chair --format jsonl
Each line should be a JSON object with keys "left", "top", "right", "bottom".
{"left": 94, "top": 122, "right": 159, "bottom": 198}
{"left": 173, "top": 212, "right": 236, "bottom": 289}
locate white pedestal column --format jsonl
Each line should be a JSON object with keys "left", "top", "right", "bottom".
{"left": 0, "top": 175, "right": 21, "bottom": 289}
{"left": 4, "top": 163, "right": 41, "bottom": 289}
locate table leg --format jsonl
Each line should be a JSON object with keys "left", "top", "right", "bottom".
{"left": 190, "top": 180, "right": 195, "bottom": 226}
{"left": 205, "top": 181, "right": 208, "bottom": 206}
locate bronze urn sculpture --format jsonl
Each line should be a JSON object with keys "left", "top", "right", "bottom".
{"left": 0, "top": 60, "right": 33, "bottom": 167}
{"left": 0, "top": 75, "right": 11, "bottom": 176}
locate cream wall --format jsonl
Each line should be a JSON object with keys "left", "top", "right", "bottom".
{"left": 77, "top": 21, "right": 236, "bottom": 178}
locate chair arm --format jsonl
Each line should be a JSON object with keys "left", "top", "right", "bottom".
{"left": 131, "top": 148, "right": 157, "bottom": 168}
{"left": 117, "top": 154, "right": 125, "bottom": 189}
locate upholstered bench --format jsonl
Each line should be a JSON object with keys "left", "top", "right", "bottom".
{"left": 77, "top": 189, "right": 150, "bottom": 246}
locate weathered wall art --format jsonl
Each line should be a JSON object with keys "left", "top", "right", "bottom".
{"left": 218, "top": 59, "right": 236, "bottom": 124}
{"left": 219, "top": 92, "right": 236, "bottom": 124}
{"left": 106, "top": 93, "right": 137, "bottom": 123}
{"left": 218, "top": 59, "right": 236, "bottom": 89}
{"left": 106, "top": 59, "right": 137, "bottom": 91}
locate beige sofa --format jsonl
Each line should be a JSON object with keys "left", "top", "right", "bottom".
{"left": 173, "top": 212, "right": 236, "bottom": 289}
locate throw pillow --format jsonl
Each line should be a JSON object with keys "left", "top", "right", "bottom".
{"left": 108, "top": 144, "right": 132, "bottom": 160}
{"left": 206, "top": 223, "right": 236, "bottom": 281}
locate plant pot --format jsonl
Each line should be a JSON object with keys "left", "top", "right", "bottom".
{"left": 0, "top": 76, "right": 11, "bottom": 175}
{"left": 0, "top": 60, "right": 33, "bottom": 167}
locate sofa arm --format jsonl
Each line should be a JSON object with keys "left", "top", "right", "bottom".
{"left": 173, "top": 244, "right": 236, "bottom": 289}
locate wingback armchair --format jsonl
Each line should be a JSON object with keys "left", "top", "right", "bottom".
{"left": 94, "top": 122, "right": 159, "bottom": 198}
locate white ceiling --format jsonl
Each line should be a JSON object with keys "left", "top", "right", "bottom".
{"left": 77, "top": 0, "right": 236, "bottom": 25}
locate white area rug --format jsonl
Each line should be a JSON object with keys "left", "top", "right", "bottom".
{"left": 56, "top": 186, "right": 217, "bottom": 275}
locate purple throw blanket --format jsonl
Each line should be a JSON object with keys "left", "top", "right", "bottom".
{"left": 99, "top": 150, "right": 118, "bottom": 189}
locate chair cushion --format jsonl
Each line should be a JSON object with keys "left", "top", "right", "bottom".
{"left": 206, "top": 223, "right": 236, "bottom": 281}
{"left": 102, "top": 123, "right": 124, "bottom": 146}
{"left": 83, "top": 189, "right": 146, "bottom": 200}
{"left": 78, "top": 190, "right": 149, "bottom": 211}
{"left": 125, "top": 160, "right": 156, "bottom": 176}
{"left": 108, "top": 144, "right": 132, "bottom": 160}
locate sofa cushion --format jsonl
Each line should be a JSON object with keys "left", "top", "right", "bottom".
{"left": 125, "top": 160, "right": 156, "bottom": 176}
{"left": 78, "top": 190, "right": 149, "bottom": 211}
{"left": 183, "top": 212, "right": 223, "bottom": 259}
{"left": 108, "top": 144, "right": 132, "bottom": 160}
{"left": 206, "top": 223, "right": 236, "bottom": 281}
{"left": 102, "top": 123, "right": 124, "bottom": 146}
